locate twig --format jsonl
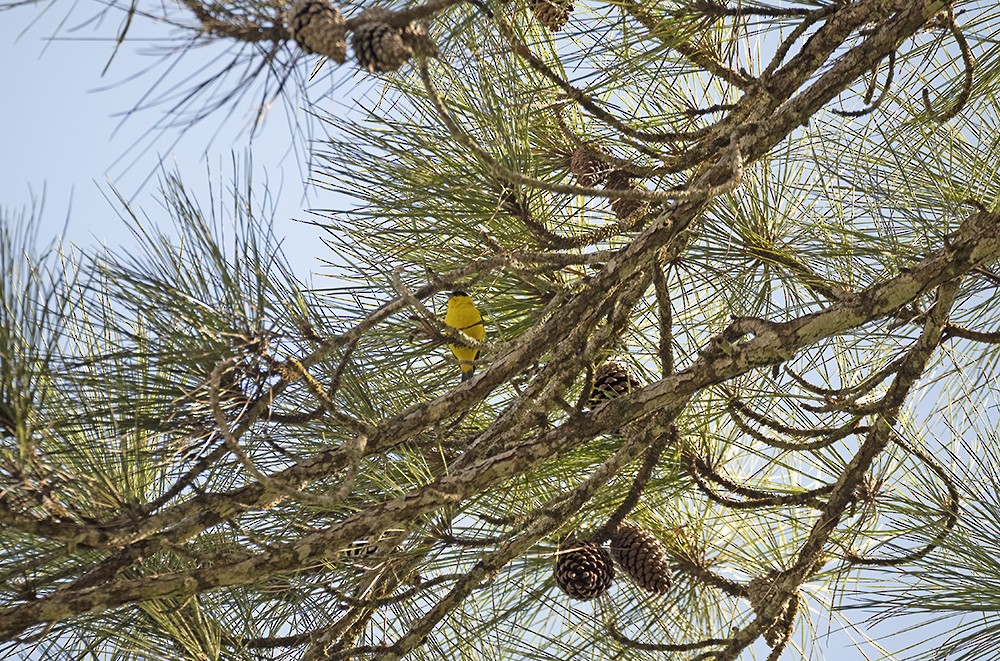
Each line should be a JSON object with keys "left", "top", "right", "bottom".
{"left": 574, "top": 363, "right": 597, "bottom": 412}
{"left": 844, "top": 430, "right": 959, "bottom": 566}
{"left": 783, "top": 357, "right": 903, "bottom": 399}
{"left": 833, "top": 50, "right": 895, "bottom": 117}
{"left": 760, "top": 5, "right": 838, "bottom": 79}
{"left": 729, "top": 409, "right": 862, "bottom": 452}
{"left": 344, "top": 0, "right": 465, "bottom": 29}
{"left": 179, "top": 0, "right": 289, "bottom": 43}
{"left": 487, "top": 14, "right": 711, "bottom": 143}
{"left": 687, "top": 0, "right": 814, "bottom": 19}
{"left": 921, "top": 10, "right": 974, "bottom": 124}
{"left": 619, "top": 0, "right": 754, "bottom": 88}
{"left": 684, "top": 451, "right": 832, "bottom": 510}
{"left": 671, "top": 552, "right": 747, "bottom": 598}
{"left": 391, "top": 265, "right": 442, "bottom": 334}
{"left": 728, "top": 396, "right": 863, "bottom": 439}
{"left": 652, "top": 252, "right": 674, "bottom": 377}
{"left": 418, "top": 61, "right": 713, "bottom": 206}
{"left": 323, "top": 572, "right": 465, "bottom": 609}
{"left": 683, "top": 103, "right": 737, "bottom": 117}
{"left": 942, "top": 323, "right": 1000, "bottom": 344}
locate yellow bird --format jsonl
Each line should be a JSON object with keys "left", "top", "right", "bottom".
{"left": 444, "top": 291, "right": 485, "bottom": 382}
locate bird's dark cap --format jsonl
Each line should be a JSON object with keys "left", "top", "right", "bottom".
{"left": 449, "top": 290, "right": 469, "bottom": 297}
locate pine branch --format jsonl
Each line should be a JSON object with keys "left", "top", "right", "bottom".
{"left": 0, "top": 209, "right": 994, "bottom": 638}
{"left": 715, "top": 278, "right": 962, "bottom": 660}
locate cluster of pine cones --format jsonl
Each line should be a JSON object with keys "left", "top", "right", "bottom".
{"left": 288, "top": 0, "right": 438, "bottom": 72}
{"left": 554, "top": 522, "right": 673, "bottom": 600}
{"left": 556, "top": 366, "right": 672, "bottom": 599}
{"left": 289, "top": 0, "right": 576, "bottom": 73}
{"left": 569, "top": 146, "right": 648, "bottom": 221}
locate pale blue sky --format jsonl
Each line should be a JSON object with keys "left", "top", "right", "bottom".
{"left": 1, "top": 3, "right": 321, "bottom": 273}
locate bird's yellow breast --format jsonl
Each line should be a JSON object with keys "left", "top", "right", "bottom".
{"left": 445, "top": 296, "right": 485, "bottom": 342}
{"left": 445, "top": 295, "right": 484, "bottom": 378}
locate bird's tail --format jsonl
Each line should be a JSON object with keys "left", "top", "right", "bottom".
{"left": 461, "top": 368, "right": 475, "bottom": 382}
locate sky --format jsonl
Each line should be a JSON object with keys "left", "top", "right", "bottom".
{"left": 1, "top": 2, "right": 328, "bottom": 277}
{"left": 0, "top": 3, "right": 972, "bottom": 660}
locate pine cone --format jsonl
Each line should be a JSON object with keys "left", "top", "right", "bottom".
{"left": 587, "top": 361, "right": 640, "bottom": 409}
{"left": 610, "top": 522, "right": 672, "bottom": 595}
{"left": 746, "top": 573, "right": 798, "bottom": 648}
{"left": 554, "top": 542, "right": 614, "bottom": 600}
{"left": 400, "top": 22, "right": 439, "bottom": 58}
{"left": 569, "top": 147, "right": 609, "bottom": 187}
{"left": 532, "top": 0, "right": 573, "bottom": 32}
{"left": 605, "top": 170, "right": 644, "bottom": 221}
{"left": 351, "top": 8, "right": 437, "bottom": 73}
{"left": 289, "top": 0, "right": 347, "bottom": 63}
{"left": 353, "top": 22, "right": 410, "bottom": 72}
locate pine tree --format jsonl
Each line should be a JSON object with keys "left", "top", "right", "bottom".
{"left": 3, "top": 0, "right": 1000, "bottom": 659}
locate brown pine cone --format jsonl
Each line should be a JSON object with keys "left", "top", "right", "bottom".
{"left": 289, "top": 0, "right": 347, "bottom": 62}
{"left": 554, "top": 542, "right": 614, "bottom": 600}
{"left": 400, "top": 22, "right": 439, "bottom": 58}
{"left": 352, "top": 21, "right": 411, "bottom": 72}
{"left": 605, "top": 170, "right": 645, "bottom": 221}
{"left": 569, "top": 146, "right": 610, "bottom": 187}
{"left": 746, "top": 573, "right": 798, "bottom": 648}
{"left": 532, "top": 0, "right": 573, "bottom": 32}
{"left": 609, "top": 522, "right": 672, "bottom": 595}
{"left": 587, "top": 361, "right": 640, "bottom": 409}
{"left": 351, "top": 8, "right": 437, "bottom": 73}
